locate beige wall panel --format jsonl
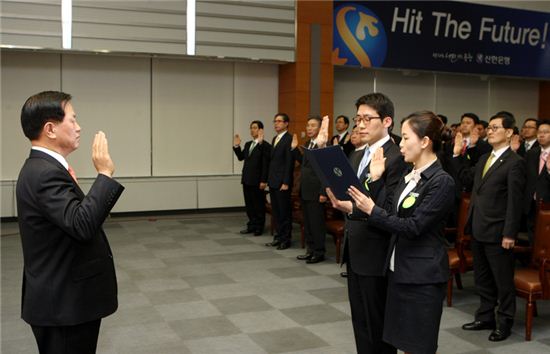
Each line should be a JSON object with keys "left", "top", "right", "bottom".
{"left": 198, "top": 176, "right": 244, "bottom": 208}
{"left": 435, "top": 74, "right": 490, "bottom": 124}
{"left": 61, "top": 54, "right": 151, "bottom": 177}
{"left": 152, "top": 58, "right": 234, "bottom": 176}
{"left": 489, "top": 78, "right": 539, "bottom": 125}
{"left": 232, "top": 62, "right": 278, "bottom": 174}
{"left": 1, "top": 51, "right": 61, "bottom": 180}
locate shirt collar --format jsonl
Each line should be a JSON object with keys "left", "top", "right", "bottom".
{"left": 31, "top": 146, "right": 69, "bottom": 170}
{"left": 277, "top": 131, "right": 287, "bottom": 139}
{"left": 367, "top": 134, "right": 390, "bottom": 154}
{"left": 355, "top": 144, "right": 368, "bottom": 151}
{"left": 491, "top": 145, "right": 510, "bottom": 160}
{"left": 404, "top": 157, "right": 438, "bottom": 184}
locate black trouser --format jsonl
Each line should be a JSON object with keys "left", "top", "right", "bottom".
{"left": 471, "top": 238, "right": 516, "bottom": 329}
{"left": 347, "top": 263, "right": 396, "bottom": 354}
{"left": 31, "top": 319, "right": 101, "bottom": 354}
{"left": 243, "top": 184, "right": 265, "bottom": 232}
{"left": 301, "top": 199, "right": 326, "bottom": 256}
{"left": 270, "top": 188, "right": 292, "bottom": 243}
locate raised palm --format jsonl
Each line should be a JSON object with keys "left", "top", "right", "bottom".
{"left": 369, "top": 147, "right": 386, "bottom": 181}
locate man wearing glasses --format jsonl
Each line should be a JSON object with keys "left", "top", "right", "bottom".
{"left": 516, "top": 118, "right": 539, "bottom": 157}
{"left": 329, "top": 93, "right": 407, "bottom": 354}
{"left": 265, "top": 113, "right": 294, "bottom": 250}
{"left": 456, "top": 112, "right": 525, "bottom": 342}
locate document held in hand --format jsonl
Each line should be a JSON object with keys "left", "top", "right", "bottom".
{"left": 305, "top": 146, "right": 369, "bottom": 201}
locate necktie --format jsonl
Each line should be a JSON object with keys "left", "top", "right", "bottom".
{"left": 274, "top": 135, "right": 281, "bottom": 147}
{"left": 525, "top": 141, "right": 530, "bottom": 151}
{"left": 308, "top": 141, "right": 315, "bottom": 149}
{"left": 249, "top": 141, "right": 256, "bottom": 153}
{"left": 357, "top": 148, "right": 371, "bottom": 178}
{"left": 540, "top": 151, "right": 549, "bottom": 174}
{"left": 68, "top": 165, "right": 78, "bottom": 183}
{"left": 461, "top": 140, "right": 468, "bottom": 156}
{"left": 482, "top": 153, "right": 495, "bottom": 178}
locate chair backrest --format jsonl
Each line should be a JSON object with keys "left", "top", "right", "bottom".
{"left": 456, "top": 192, "right": 472, "bottom": 243}
{"left": 532, "top": 201, "right": 550, "bottom": 298}
{"left": 532, "top": 201, "right": 550, "bottom": 266}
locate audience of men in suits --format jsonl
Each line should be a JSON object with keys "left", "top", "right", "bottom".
{"left": 515, "top": 118, "right": 540, "bottom": 157}
{"left": 233, "top": 120, "right": 270, "bottom": 236}
{"left": 292, "top": 116, "right": 328, "bottom": 264}
{"left": 523, "top": 119, "right": 550, "bottom": 243}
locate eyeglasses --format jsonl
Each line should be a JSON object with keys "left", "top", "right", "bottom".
{"left": 273, "top": 119, "right": 286, "bottom": 123}
{"left": 487, "top": 125, "right": 504, "bottom": 132}
{"left": 353, "top": 115, "right": 381, "bottom": 124}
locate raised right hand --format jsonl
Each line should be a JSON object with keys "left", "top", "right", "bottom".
{"left": 92, "top": 131, "right": 114, "bottom": 177}
{"left": 234, "top": 134, "right": 241, "bottom": 146}
{"left": 291, "top": 133, "right": 299, "bottom": 150}
{"left": 510, "top": 134, "right": 521, "bottom": 152}
{"left": 453, "top": 132, "right": 464, "bottom": 156}
{"left": 369, "top": 147, "right": 386, "bottom": 181}
{"left": 316, "top": 115, "right": 330, "bottom": 148}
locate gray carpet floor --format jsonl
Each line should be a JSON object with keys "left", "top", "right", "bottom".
{"left": 2, "top": 212, "right": 550, "bottom": 353}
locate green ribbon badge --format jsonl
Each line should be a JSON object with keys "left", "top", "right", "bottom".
{"left": 364, "top": 174, "right": 371, "bottom": 191}
{"left": 402, "top": 192, "right": 419, "bottom": 209}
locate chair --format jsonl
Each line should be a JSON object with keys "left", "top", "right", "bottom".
{"left": 447, "top": 192, "right": 473, "bottom": 307}
{"left": 514, "top": 201, "right": 550, "bottom": 341}
{"left": 324, "top": 204, "right": 345, "bottom": 263}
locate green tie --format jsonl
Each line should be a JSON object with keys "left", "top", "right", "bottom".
{"left": 249, "top": 141, "right": 256, "bottom": 153}
{"left": 482, "top": 153, "right": 495, "bottom": 178}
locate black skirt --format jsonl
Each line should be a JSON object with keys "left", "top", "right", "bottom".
{"left": 383, "top": 272, "right": 446, "bottom": 354}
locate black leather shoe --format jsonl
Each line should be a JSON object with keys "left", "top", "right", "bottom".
{"left": 462, "top": 321, "right": 496, "bottom": 331}
{"left": 488, "top": 328, "right": 511, "bottom": 342}
{"left": 265, "top": 240, "right": 281, "bottom": 247}
{"left": 276, "top": 241, "right": 291, "bottom": 250}
{"left": 297, "top": 253, "right": 313, "bottom": 261}
{"left": 340, "top": 272, "right": 348, "bottom": 278}
{"left": 253, "top": 230, "right": 263, "bottom": 236}
{"left": 240, "top": 229, "right": 253, "bottom": 234}
{"left": 306, "top": 255, "right": 325, "bottom": 264}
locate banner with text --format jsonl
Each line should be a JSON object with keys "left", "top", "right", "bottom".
{"left": 333, "top": 1, "right": 550, "bottom": 78}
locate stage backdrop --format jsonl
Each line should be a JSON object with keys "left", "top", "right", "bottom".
{"left": 333, "top": 1, "right": 550, "bottom": 79}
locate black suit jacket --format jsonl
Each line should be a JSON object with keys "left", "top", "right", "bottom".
{"left": 16, "top": 150, "right": 124, "bottom": 326}
{"left": 293, "top": 141, "right": 322, "bottom": 201}
{"left": 268, "top": 133, "right": 294, "bottom": 189}
{"left": 331, "top": 132, "right": 354, "bottom": 156}
{"left": 343, "top": 139, "right": 408, "bottom": 276}
{"left": 524, "top": 146, "right": 550, "bottom": 213}
{"left": 442, "top": 138, "right": 492, "bottom": 196}
{"left": 368, "top": 161, "right": 455, "bottom": 284}
{"left": 233, "top": 140, "right": 270, "bottom": 186}
{"left": 517, "top": 140, "right": 539, "bottom": 157}
{"left": 454, "top": 148, "right": 526, "bottom": 242}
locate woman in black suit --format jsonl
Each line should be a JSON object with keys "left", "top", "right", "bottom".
{"left": 345, "top": 111, "right": 456, "bottom": 354}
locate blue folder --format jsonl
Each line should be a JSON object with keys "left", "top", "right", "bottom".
{"left": 305, "top": 145, "right": 369, "bottom": 201}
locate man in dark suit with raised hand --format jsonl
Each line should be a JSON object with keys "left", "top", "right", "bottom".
{"left": 16, "top": 91, "right": 124, "bottom": 354}
{"left": 292, "top": 115, "right": 327, "bottom": 264}
{"left": 265, "top": 113, "right": 294, "bottom": 250}
{"left": 233, "top": 120, "right": 270, "bottom": 236}
{"left": 319, "top": 93, "right": 407, "bottom": 354}
{"left": 523, "top": 119, "right": 550, "bottom": 244}
{"left": 456, "top": 112, "right": 525, "bottom": 342}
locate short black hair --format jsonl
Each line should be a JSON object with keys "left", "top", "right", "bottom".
{"left": 478, "top": 120, "right": 488, "bottom": 128}
{"left": 250, "top": 120, "right": 264, "bottom": 129}
{"left": 355, "top": 92, "right": 394, "bottom": 120}
{"left": 538, "top": 119, "right": 550, "bottom": 128}
{"left": 437, "top": 114, "right": 448, "bottom": 125}
{"left": 308, "top": 115, "right": 322, "bottom": 125}
{"left": 490, "top": 111, "right": 515, "bottom": 129}
{"left": 523, "top": 118, "right": 539, "bottom": 126}
{"left": 274, "top": 113, "right": 290, "bottom": 123}
{"left": 21, "top": 91, "right": 72, "bottom": 140}
{"left": 461, "top": 113, "right": 480, "bottom": 125}
{"left": 336, "top": 115, "right": 349, "bottom": 125}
